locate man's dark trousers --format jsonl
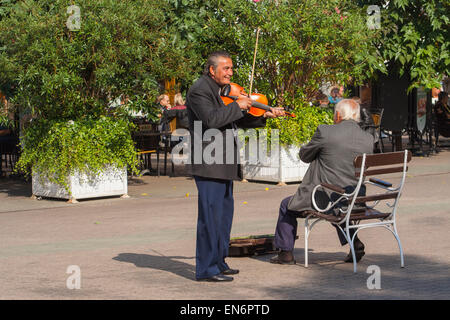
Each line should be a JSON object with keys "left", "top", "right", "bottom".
{"left": 194, "top": 175, "right": 234, "bottom": 280}
{"left": 274, "top": 196, "right": 356, "bottom": 251}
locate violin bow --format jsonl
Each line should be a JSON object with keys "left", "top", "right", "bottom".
{"left": 249, "top": 27, "right": 261, "bottom": 97}
{"left": 247, "top": 27, "right": 295, "bottom": 118}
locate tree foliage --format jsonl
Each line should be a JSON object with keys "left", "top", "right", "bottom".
{"left": 358, "top": 0, "right": 450, "bottom": 89}
{"left": 0, "top": 0, "right": 188, "bottom": 120}
{"left": 184, "top": 0, "right": 384, "bottom": 105}
{"left": 161, "top": 0, "right": 385, "bottom": 103}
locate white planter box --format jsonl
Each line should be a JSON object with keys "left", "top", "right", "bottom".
{"left": 32, "top": 165, "right": 128, "bottom": 202}
{"left": 242, "top": 144, "right": 309, "bottom": 184}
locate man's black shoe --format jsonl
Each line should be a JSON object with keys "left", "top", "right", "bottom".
{"left": 344, "top": 250, "right": 365, "bottom": 263}
{"left": 344, "top": 240, "right": 366, "bottom": 263}
{"left": 196, "top": 274, "right": 234, "bottom": 282}
{"left": 354, "top": 240, "right": 365, "bottom": 251}
{"left": 221, "top": 268, "right": 239, "bottom": 275}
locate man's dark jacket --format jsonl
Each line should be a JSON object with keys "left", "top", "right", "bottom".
{"left": 186, "top": 75, "right": 266, "bottom": 181}
{"left": 287, "top": 119, "right": 374, "bottom": 212}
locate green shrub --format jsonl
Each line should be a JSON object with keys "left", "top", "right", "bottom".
{"left": 265, "top": 104, "right": 334, "bottom": 147}
{"left": 15, "top": 116, "right": 138, "bottom": 191}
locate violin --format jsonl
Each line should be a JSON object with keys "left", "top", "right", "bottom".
{"left": 220, "top": 83, "right": 295, "bottom": 118}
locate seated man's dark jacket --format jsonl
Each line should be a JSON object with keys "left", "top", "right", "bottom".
{"left": 186, "top": 75, "right": 266, "bottom": 181}
{"left": 288, "top": 119, "right": 374, "bottom": 213}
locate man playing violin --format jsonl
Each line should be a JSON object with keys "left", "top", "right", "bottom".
{"left": 186, "top": 50, "right": 284, "bottom": 282}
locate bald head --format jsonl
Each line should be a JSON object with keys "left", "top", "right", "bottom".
{"left": 334, "top": 99, "right": 360, "bottom": 124}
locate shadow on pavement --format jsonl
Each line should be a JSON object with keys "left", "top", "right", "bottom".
{"left": 113, "top": 252, "right": 196, "bottom": 281}
{"left": 251, "top": 248, "right": 349, "bottom": 265}
{"left": 252, "top": 250, "right": 450, "bottom": 299}
{"left": 0, "top": 177, "right": 31, "bottom": 198}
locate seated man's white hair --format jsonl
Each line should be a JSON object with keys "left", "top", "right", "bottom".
{"left": 335, "top": 99, "right": 361, "bottom": 122}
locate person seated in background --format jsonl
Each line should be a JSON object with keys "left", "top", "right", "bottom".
{"left": 160, "top": 93, "right": 188, "bottom": 130}
{"left": 171, "top": 93, "right": 186, "bottom": 110}
{"left": 156, "top": 94, "right": 172, "bottom": 131}
{"left": 170, "top": 93, "right": 188, "bottom": 129}
{"left": 328, "top": 87, "right": 342, "bottom": 105}
{"left": 270, "top": 99, "right": 374, "bottom": 265}
{"left": 159, "top": 93, "right": 189, "bottom": 147}
{"left": 431, "top": 88, "right": 441, "bottom": 106}
{"left": 156, "top": 94, "right": 171, "bottom": 116}
{"left": 435, "top": 91, "right": 450, "bottom": 138}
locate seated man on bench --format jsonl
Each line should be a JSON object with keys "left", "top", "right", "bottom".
{"left": 270, "top": 99, "right": 374, "bottom": 265}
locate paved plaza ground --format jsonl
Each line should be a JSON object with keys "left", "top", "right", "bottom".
{"left": 0, "top": 143, "right": 449, "bottom": 300}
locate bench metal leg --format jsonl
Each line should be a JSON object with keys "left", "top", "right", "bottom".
{"left": 390, "top": 223, "right": 405, "bottom": 268}
{"left": 304, "top": 216, "right": 322, "bottom": 268}
{"left": 304, "top": 221, "right": 309, "bottom": 268}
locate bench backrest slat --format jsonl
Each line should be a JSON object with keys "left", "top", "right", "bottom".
{"left": 354, "top": 151, "right": 412, "bottom": 169}
{"left": 355, "top": 166, "right": 408, "bottom": 177}
{"left": 354, "top": 192, "right": 399, "bottom": 204}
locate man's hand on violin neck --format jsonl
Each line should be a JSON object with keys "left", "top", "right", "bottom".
{"left": 236, "top": 97, "right": 252, "bottom": 110}
{"left": 264, "top": 107, "right": 285, "bottom": 118}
